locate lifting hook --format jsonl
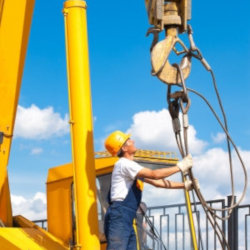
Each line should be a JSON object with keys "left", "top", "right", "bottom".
{"left": 150, "top": 27, "right": 191, "bottom": 85}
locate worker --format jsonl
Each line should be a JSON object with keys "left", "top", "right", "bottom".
{"left": 104, "top": 130, "right": 194, "bottom": 250}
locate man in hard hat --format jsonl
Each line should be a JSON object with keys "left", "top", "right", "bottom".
{"left": 104, "top": 130, "right": 194, "bottom": 250}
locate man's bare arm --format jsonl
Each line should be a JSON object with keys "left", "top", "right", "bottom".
{"left": 137, "top": 154, "right": 193, "bottom": 180}
{"left": 143, "top": 178, "right": 184, "bottom": 189}
{"left": 137, "top": 166, "right": 180, "bottom": 180}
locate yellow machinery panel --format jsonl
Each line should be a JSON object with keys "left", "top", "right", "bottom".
{"left": 0, "top": 229, "right": 68, "bottom": 249}
{"left": 47, "top": 164, "right": 74, "bottom": 245}
{"left": 46, "top": 157, "right": 117, "bottom": 246}
{"left": 0, "top": 216, "right": 68, "bottom": 249}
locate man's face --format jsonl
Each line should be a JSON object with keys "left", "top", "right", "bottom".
{"left": 122, "top": 138, "right": 137, "bottom": 154}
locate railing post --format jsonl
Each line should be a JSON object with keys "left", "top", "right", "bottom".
{"left": 227, "top": 195, "right": 238, "bottom": 250}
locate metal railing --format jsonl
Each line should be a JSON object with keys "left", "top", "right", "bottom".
{"left": 146, "top": 195, "right": 250, "bottom": 250}
{"left": 33, "top": 195, "right": 250, "bottom": 249}
{"left": 32, "top": 219, "right": 47, "bottom": 230}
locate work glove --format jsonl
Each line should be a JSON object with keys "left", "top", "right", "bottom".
{"left": 184, "top": 178, "right": 200, "bottom": 191}
{"left": 177, "top": 154, "right": 193, "bottom": 174}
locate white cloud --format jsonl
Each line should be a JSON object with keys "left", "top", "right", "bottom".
{"left": 30, "top": 147, "right": 43, "bottom": 155}
{"left": 14, "top": 104, "right": 69, "bottom": 139}
{"left": 211, "top": 132, "right": 226, "bottom": 144}
{"left": 192, "top": 147, "right": 250, "bottom": 204}
{"left": 126, "top": 109, "right": 207, "bottom": 155}
{"left": 11, "top": 192, "right": 46, "bottom": 221}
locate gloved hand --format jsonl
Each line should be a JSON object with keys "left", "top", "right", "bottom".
{"left": 177, "top": 154, "right": 193, "bottom": 173}
{"left": 184, "top": 178, "right": 200, "bottom": 191}
{"left": 184, "top": 179, "right": 193, "bottom": 191}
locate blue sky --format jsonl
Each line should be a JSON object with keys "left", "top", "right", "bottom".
{"left": 7, "top": 0, "right": 250, "bottom": 220}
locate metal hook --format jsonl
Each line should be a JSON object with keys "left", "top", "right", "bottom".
{"left": 150, "top": 28, "right": 192, "bottom": 85}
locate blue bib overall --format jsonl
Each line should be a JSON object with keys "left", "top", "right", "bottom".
{"left": 104, "top": 179, "right": 142, "bottom": 250}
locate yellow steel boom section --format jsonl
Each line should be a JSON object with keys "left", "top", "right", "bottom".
{"left": 0, "top": 0, "right": 35, "bottom": 226}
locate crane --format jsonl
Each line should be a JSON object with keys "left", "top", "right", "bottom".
{"left": 0, "top": 0, "right": 247, "bottom": 249}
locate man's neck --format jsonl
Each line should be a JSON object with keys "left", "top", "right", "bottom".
{"left": 123, "top": 153, "right": 134, "bottom": 161}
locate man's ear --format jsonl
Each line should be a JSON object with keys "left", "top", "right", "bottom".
{"left": 121, "top": 144, "right": 128, "bottom": 153}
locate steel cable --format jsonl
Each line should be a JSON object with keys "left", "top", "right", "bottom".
{"left": 168, "top": 84, "right": 230, "bottom": 249}
{"left": 189, "top": 45, "right": 235, "bottom": 216}
{"left": 180, "top": 85, "right": 248, "bottom": 213}
{"left": 167, "top": 68, "right": 206, "bottom": 249}
{"left": 169, "top": 62, "right": 236, "bottom": 249}
{"left": 149, "top": 23, "right": 247, "bottom": 249}
{"left": 175, "top": 24, "right": 247, "bottom": 216}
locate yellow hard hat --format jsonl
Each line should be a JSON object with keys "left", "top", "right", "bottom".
{"left": 105, "top": 130, "right": 131, "bottom": 156}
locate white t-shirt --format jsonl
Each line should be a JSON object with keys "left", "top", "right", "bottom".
{"left": 110, "top": 157, "right": 144, "bottom": 202}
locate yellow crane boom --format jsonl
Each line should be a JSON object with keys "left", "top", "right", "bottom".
{"left": 0, "top": 0, "right": 35, "bottom": 226}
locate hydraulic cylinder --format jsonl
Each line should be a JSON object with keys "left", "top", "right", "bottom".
{"left": 63, "top": 1, "right": 100, "bottom": 249}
